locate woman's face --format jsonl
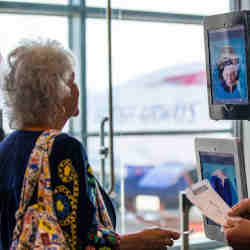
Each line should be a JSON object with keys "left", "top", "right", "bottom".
{"left": 222, "top": 64, "right": 239, "bottom": 87}
{"left": 53, "top": 75, "right": 79, "bottom": 130}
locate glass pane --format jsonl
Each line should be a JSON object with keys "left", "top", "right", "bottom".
{"left": 88, "top": 132, "right": 232, "bottom": 237}
{"left": 0, "top": 0, "right": 68, "bottom": 4}
{"left": 87, "top": 19, "right": 232, "bottom": 133}
{"left": 0, "top": 14, "right": 69, "bottom": 133}
{"left": 86, "top": 0, "right": 230, "bottom": 15}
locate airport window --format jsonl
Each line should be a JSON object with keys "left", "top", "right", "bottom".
{"left": 87, "top": 19, "right": 231, "bottom": 133}
{"left": 86, "top": 0, "right": 229, "bottom": 15}
{"left": 0, "top": 15, "right": 68, "bottom": 58}
{"left": 0, "top": 1, "right": 234, "bottom": 249}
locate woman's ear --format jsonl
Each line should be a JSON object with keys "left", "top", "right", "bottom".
{"left": 71, "top": 82, "right": 79, "bottom": 117}
{"left": 69, "top": 72, "right": 75, "bottom": 84}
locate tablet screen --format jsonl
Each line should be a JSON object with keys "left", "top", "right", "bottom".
{"left": 199, "top": 151, "right": 239, "bottom": 225}
{"left": 208, "top": 25, "right": 248, "bottom": 104}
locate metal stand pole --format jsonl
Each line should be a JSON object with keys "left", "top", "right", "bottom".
{"left": 179, "top": 191, "right": 192, "bottom": 250}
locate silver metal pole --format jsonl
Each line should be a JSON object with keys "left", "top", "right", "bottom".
{"left": 107, "top": 0, "right": 115, "bottom": 194}
{"left": 179, "top": 191, "right": 192, "bottom": 250}
{"left": 100, "top": 117, "right": 109, "bottom": 186}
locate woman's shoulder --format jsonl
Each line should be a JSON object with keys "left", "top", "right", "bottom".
{"left": 52, "top": 132, "right": 88, "bottom": 160}
{"left": 0, "top": 130, "right": 21, "bottom": 151}
{"left": 49, "top": 133, "right": 89, "bottom": 180}
{"left": 54, "top": 132, "right": 81, "bottom": 146}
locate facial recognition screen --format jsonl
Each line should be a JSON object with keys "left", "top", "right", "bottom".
{"left": 200, "top": 152, "right": 239, "bottom": 225}
{"left": 208, "top": 25, "right": 248, "bottom": 104}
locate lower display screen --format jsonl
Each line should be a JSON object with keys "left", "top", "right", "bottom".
{"left": 200, "top": 151, "right": 238, "bottom": 225}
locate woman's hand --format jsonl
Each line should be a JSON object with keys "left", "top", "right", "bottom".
{"left": 136, "top": 227, "right": 180, "bottom": 250}
{"left": 85, "top": 228, "right": 180, "bottom": 250}
{"left": 224, "top": 216, "right": 250, "bottom": 246}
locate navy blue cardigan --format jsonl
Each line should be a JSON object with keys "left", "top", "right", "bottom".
{"left": 0, "top": 130, "right": 116, "bottom": 249}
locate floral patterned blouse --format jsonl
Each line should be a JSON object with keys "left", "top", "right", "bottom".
{"left": 0, "top": 130, "right": 120, "bottom": 250}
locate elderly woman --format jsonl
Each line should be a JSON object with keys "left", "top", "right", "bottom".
{"left": 0, "top": 39, "right": 179, "bottom": 250}
{"left": 217, "top": 45, "right": 240, "bottom": 94}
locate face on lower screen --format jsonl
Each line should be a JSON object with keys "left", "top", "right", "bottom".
{"left": 199, "top": 152, "right": 239, "bottom": 225}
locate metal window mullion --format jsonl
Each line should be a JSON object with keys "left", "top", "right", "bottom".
{"left": 81, "top": 129, "right": 233, "bottom": 138}
{"left": 68, "top": 0, "right": 74, "bottom": 136}
{"left": 230, "top": 0, "right": 242, "bottom": 10}
{"left": 0, "top": 2, "right": 204, "bottom": 25}
{"left": 68, "top": 0, "right": 87, "bottom": 146}
{"left": 86, "top": 7, "right": 204, "bottom": 25}
{"left": 80, "top": 0, "right": 88, "bottom": 147}
{"left": 0, "top": 1, "right": 81, "bottom": 16}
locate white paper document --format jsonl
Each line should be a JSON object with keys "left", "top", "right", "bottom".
{"left": 185, "top": 179, "right": 231, "bottom": 225}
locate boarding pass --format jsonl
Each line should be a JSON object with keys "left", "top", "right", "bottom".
{"left": 185, "top": 179, "right": 231, "bottom": 225}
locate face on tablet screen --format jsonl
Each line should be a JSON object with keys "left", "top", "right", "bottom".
{"left": 208, "top": 25, "right": 248, "bottom": 104}
{"left": 199, "top": 152, "right": 239, "bottom": 225}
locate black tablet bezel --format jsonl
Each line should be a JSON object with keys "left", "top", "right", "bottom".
{"left": 204, "top": 11, "right": 250, "bottom": 120}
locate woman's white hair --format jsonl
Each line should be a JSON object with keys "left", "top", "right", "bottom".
{"left": 2, "top": 38, "right": 75, "bottom": 129}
